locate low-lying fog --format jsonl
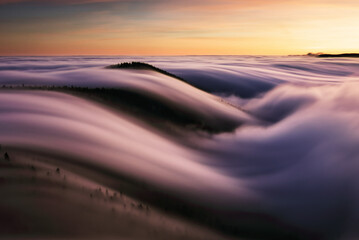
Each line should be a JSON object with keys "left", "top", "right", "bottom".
{"left": 1, "top": 56, "right": 359, "bottom": 239}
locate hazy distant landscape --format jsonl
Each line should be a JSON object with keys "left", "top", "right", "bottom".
{"left": 0, "top": 55, "right": 358, "bottom": 239}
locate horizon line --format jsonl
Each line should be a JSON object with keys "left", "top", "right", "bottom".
{"left": 0, "top": 53, "right": 311, "bottom": 57}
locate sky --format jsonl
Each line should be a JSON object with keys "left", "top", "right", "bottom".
{"left": 0, "top": 0, "right": 359, "bottom": 55}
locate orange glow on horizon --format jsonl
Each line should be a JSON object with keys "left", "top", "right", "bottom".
{"left": 0, "top": 0, "right": 359, "bottom": 55}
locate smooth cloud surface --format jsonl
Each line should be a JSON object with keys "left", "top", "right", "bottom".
{"left": 1, "top": 56, "right": 359, "bottom": 238}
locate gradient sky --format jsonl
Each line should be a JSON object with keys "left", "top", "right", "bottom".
{"left": 0, "top": 0, "right": 359, "bottom": 55}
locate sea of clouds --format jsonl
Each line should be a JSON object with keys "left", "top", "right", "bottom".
{"left": 0, "top": 55, "right": 359, "bottom": 238}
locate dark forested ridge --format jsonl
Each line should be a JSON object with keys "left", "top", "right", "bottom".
{"left": 107, "top": 62, "right": 188, "bottom": 83}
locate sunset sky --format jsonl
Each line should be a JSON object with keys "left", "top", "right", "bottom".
{"left": 0, "top": 0, "right": 359, "bottom": 55}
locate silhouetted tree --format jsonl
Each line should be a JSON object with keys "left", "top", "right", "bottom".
{"left": 4, "top": 152, "right": 9, "bottom": 161}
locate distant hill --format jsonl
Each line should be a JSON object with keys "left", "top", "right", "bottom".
{"left": 317, "top": 53, "right": 359, "bottom": 58}
{"left": 107, "top": 62, "right": 187, "bottom": 83}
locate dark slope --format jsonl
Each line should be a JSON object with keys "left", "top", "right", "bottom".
{"left": 0, "top": 148, "right": 231, "bottom": 240}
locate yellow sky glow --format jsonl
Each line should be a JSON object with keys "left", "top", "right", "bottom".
{"left": 0, "top": 0, "right": 358, "bottom": 55}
